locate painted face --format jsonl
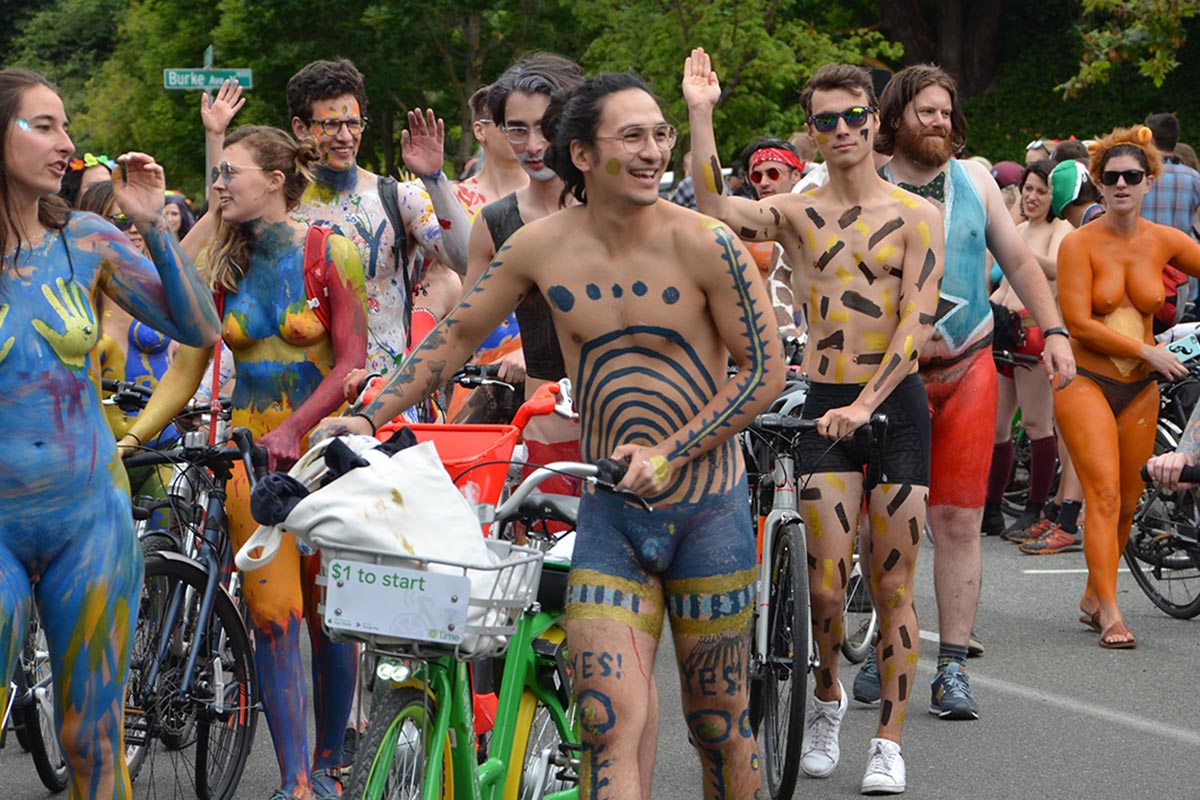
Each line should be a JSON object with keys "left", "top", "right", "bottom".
{"left": 586, "top": 88, "right": 672, "bottom": 207}
{"left": 6, "top": 84, "right": 73, "bottom": 200}
{"left": 896, "top": 85, "right": 955, "bottom": 167}
{"left": 212, "top": 142, "right": 276, "bottom": 224}
{"left": 1098, "top": 153, "right": 1153, "bottom": 216}
{"left": 503, "top": 91, "right": 555, "bottom": 182}
{"left": 161, "top": 202, "right": 182, "bottom": 233}
{"left": 305, "top": 93, "right": 363, "bottom": 171}
{"left": 806, "top": 87, "right": 876, "bottom": 181}
{"left": 1020, "top": 172, "right": 1051, "bottom": 220}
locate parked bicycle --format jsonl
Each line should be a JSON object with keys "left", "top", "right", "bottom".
{"left": 120, "top": 428, "right": 266, "bottom": 800}
{"left": 2, "top": 605, "right": 69, "bottom": 793}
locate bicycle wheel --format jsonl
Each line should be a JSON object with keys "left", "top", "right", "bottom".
{"left": 126, "top": 554, "right": 258, "bottom": 800}
{"left": 503, "top": 669, "right": 576, "bottom": 799}
{"left": 346, "top": 684, "right": 444, "bottom": 800}
{"left": 758, "top": 522, "right": 807, "bottom": 800}
{"left": 1125, "top": 483, "right": 1200, "bottom": 618}
{"left": 841, "top": 558, "right": 876, "bottom": 663}
{"left": 15, "top": 612, "right": 69, "bottom": 792}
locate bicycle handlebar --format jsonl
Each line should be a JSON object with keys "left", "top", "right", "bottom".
{"left": 992, "top": 349, "right": 1040, "bottom": 367}
{"left": 123, "top": 426, "right": 269, "bottom": 483}
{"left": 493, "top": 459, "right": 651, "bottom": 523}
{"left": 1140, "top": 463, "right": 1200, "bottom": 484}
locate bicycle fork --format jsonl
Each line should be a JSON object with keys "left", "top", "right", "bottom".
{"left": 755, "top": 454, "right": 819, "bottom": 674}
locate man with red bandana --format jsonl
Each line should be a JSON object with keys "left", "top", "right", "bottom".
{"left": 851, "top": 65, "right": 1076, "bottom": 721}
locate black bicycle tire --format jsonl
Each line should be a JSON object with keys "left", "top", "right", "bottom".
{"left": 346, "top": 684, "right": 438, "bottom": 800}
{"left": 1124, "top": 485, "right": 1200, "bottom": 619}
{"left": 126, "top": 554, "right": 257, "bottom": 800}
{"left": 759, "top": 522, "right": 807, "bottom": 800}
{"left": 15, "top": 617, "right": 69, "bottom": 792}
{"left": 841, "top": 562, "right": 876, "bottom": 663}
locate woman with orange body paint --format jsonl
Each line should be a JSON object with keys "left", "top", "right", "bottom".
{"left": 1054, "top": 125, "right": 1200, "bottom": 648}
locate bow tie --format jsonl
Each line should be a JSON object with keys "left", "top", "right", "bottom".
{"left": 898, "top": 171, "right": 946, "bottom": 203}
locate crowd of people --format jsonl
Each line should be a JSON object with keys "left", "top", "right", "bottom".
{"left": 2, "top": 42, "right": 1200, "bottom": 800}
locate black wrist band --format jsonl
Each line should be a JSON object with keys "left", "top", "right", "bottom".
{"left": 350, "top": 412, "right": 378, "bottom": 435}
{"left": 1043, "top": 326, "right": 1070, "bottom": 339}
{"left": 123, "top": 431, "right": 142, "bottom": 445}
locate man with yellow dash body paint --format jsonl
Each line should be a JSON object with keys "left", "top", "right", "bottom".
{"left": 686, "top": 51, "right": 943, "bottom": 794}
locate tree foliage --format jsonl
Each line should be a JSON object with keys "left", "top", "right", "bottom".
{"left": 574, "top": 0, "right": 901, "bottom": 168}
{"left": 1058, "top": 0, "right": 1200, "bottom": 97}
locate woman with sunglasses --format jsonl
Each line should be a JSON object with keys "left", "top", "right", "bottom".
{"left": 0, "top": 68, "right": 220, "bottom": 798}
{"left": 1054, "top": 126, "right": 1200, "bottom": 648}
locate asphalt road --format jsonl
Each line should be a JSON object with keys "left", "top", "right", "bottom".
{"left": 5, "top": 533, "right": 1199, "bottom": 799}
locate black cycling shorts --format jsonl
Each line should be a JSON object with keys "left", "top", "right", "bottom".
{"left": 797, "top": 372, "right": 931, "bottom": 486}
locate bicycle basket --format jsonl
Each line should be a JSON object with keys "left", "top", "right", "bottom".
{"left": 318, "top": 537, "right": 544, "bottom": 660}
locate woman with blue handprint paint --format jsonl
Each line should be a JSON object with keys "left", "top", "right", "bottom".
{"left": 0, "top": 69, "right": 220, "bottom": 799}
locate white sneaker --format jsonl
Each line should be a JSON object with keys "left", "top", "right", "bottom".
{"left": 861, "top": 737, "right": 906, "bottom": 795}
{"left": 800, "top": 680, "right": 847, "bottom": 778}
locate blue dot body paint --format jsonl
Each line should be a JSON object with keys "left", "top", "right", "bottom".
{"left": 663, "top": 286, "right": 680, "bottom": 304}
{"left": 547, "top": 285, "right": 576, "bottom": 312}
{"left": 586, "top": 283, "right": 601, "bottom": 300}
{"left": 632, "top": 281, "right": 648, "bottom": 296}
{"left": 612, "top": 284, "right": 623, "bottom": 298}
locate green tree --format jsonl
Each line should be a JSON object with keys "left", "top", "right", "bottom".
{"left": 1058, "top": 0, "right": 1200, "bottom": 97}
{"left": 574, "top": 0, "right": 901, "bottom": 169}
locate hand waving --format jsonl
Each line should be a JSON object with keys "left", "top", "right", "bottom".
{"left": 201, "top": 79, "right": 245, "bottom": 137}
{"left": 682, "top": 47, "right": 723, "bottom": 111}
{"left": 112, "top": 152, "right": 166, "bottom": 226}
{"left": 401, "top": 109, "right": 446, "bottom": 179}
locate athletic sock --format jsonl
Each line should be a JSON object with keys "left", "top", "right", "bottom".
{"left": 986, "top": 440, "right": 1015, "bottom": 504}
{"left": 1027, "top": 435, "right": 1058, "bottom": 506}
{"left": 1043, "top": 501, "right": 1061, "bottom": 523}
{"left": 1058, "top": 500, "right": 1082, "bottom": 534}
{"left": 937, "top": 643, "right": 970, "bottom": 671}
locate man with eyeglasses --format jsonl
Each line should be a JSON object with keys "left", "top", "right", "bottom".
{"left": 280, "top": 58, "right": 469, "bottom": 381}
{"left": 850, "top": 64, "right": 1075, "bottom": 724}
{"left": 687, "top": 51, "right": 944, "bottom": 794}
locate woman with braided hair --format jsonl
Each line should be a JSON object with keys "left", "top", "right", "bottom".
{"left": 1054, "top": 125, "right": 1200, "bottom": 648}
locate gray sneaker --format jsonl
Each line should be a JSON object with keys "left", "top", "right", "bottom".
{"left": 853, "top": 645, "right": 881, "bottom": 705}
{"left": 929, "top": 662, "right": 979, "bottom": 720}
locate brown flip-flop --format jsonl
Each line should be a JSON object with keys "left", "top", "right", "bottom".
{"left": 1078, "top": 611, "right": 1101, "bottom": 633}
{"left": 1099, "top": 621, "right": 1136, "bottom": 649}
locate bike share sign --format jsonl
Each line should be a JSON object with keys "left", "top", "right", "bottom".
{"left": 324, "top": 560, "right": 470, "bottom": 644}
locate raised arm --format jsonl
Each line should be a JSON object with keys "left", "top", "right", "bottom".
{"left": 402, "top": 108, "right": 470, "bottom": 274}
{"left": 119, "top": 344, "right": 211, "bottom": 452}
{"left": 614, "top": 221, "right": 785, "bottom": 495}
{"left": 682, "top": 47, "right": 791, "bottom": 241}
{"left": 201, "top": 80, "right": 245, "bottom": 195}
{"left": 257, "top": 234, "right": 368, "bottom": 469}
{"left": 95, "top": 153, "right": 220, "bottom": 347}
{"left": 313, "top": 231, "right": 536, "bottom": 440}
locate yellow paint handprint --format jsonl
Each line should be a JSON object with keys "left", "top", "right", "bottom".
{"left": 0, "top": 305, "right": 13, "bottom": 366}
{"left": 32, "top": 278, "right": 99, "bottom": 368}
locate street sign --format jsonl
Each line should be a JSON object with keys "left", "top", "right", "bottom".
{"left": 163, "top": 68, "right": 252, "bottom": 91}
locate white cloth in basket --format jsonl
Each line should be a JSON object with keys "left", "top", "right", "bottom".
{"left": 235, "top": 435, "right": 517, "bottom": 653}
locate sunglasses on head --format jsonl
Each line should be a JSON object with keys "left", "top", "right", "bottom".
{"left": 807, "top": 106, "right": 875, "bottom": 134}
{"left": 1099, "top": 169, "right": 1146, "bottom": 186}
{"left": 107, "top": 213, "right": 133, "bottom": 231}
{"left": 750, "top": 167, "right": 788, "bottom": 184}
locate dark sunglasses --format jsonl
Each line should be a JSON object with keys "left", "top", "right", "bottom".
{"left": 107, "top": 212, "right": 133, "bottom": 231}
{"left": 750, "top": 167, "right": 786, "bottom": 184}
{"left": 807, "top": 106, "right": 876, "bottom": 134}
{"left": 1099, "top": 169, "right": 1146, "bottom": 186}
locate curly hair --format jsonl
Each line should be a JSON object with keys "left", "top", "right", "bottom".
{"left": 875, "top": 64, "right": 967, "bottom": 156}
{"left": 1086, "top": 125, "right": 1163, "bottom": 186}
{"left": 286, "top": 59, "right": 368, "bottom": 124}
{"left": 207, "top": 126, "right": 321, "bottom": 292}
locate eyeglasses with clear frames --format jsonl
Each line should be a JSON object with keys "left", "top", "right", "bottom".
{"left": 311, "top": 117, "right": 368, "bottom": 136}
{"left": 502, "top": 123, "right": 545, "bottom": 145}
{"left": 211, "top": 162, "right": 267, "bottom": 185}
{"left": 596, "top": 124, "right": 677, "bottom": 153}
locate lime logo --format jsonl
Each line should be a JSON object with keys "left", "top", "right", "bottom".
{"left": 429, "top": 628, "right": 438, "bottom": 638}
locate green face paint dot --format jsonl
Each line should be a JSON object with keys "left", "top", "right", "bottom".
{"left": 606, "top": 157, "right": 622, "bottom": 175}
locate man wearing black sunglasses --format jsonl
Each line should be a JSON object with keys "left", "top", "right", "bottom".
{"left": 687, "top": 50, "right": 945, "bottom": 794}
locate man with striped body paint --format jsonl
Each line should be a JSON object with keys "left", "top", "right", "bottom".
{"left": 687, "top": 51, "right": 943, "bottom": 794}
{"left": 317, "top": 71, "right": 785, "bottom": 800}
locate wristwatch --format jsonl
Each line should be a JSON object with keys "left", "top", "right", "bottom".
{"left": 1042, "top": 327, "right": 1070, "bottom": 339}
